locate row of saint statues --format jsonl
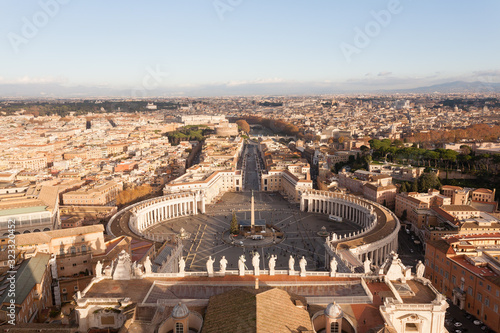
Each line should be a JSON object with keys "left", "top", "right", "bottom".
{"left": 178, "top": 253, "right": 341, "bottom": 277}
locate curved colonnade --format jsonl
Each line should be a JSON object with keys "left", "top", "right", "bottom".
{"left": 128, "top": 191, "right": 206, "bottom": 237}
{"left": 115, "top": 188, "right": 399, "bottom": 271}
{"left": 301, "top": 190, "right": 400, "bottom": 269}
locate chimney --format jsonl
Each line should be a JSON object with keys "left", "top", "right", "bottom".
{"left": 255, "top": 278, "right": 259, "bottom": 290}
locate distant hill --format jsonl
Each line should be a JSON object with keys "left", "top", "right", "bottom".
{"left": 1, "top": 80, "right": 500, "bottom": 98}
{"left": 393, "top": 81, "right": 500, "bottom": 94}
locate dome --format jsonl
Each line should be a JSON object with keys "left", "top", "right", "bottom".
{"left": 325, "top": 302, "right": 343, "bottom": 319}
{"left": 172, "top": 302, "right": 189, "bottom": 319}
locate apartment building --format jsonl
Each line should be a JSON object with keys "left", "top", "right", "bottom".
{"left": 425, "top": 234, "right": 500, "bottom": 332}
{"left": 0, "top": 253, "right": 52, "bottom": 324}
{"left": 395, "top": 190, "right": 451, "bottom": 224}
{"left": 338, "top": 170, "right": 397, "bottom": 209}
{"left": 259, "top": 140, "right": 313, "bottom": 202}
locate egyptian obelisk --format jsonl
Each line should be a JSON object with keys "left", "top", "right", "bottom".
{"left": 251, "top": 190, "right": 255, "bottom": 233}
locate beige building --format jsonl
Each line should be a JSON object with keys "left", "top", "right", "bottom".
{"left": 8, "top": 156, "right": 47, "bottom": 171}
{"left": 9, "top": 225, "right": 107, "bottom": 305}
{"left": 62, "top": 181, "right": 123, "bottom": 206}
{"left": 395, "top": 190, "right": 451, "bottom": 225}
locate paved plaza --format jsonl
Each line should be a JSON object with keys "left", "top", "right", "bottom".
{"left": 146, "top": 191, "right": 362, "bottom": 272}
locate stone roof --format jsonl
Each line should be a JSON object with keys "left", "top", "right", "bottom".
{"left": 15, "top": 225, "right": 104, "bottom": 246}
{"left": 202, "top": 287, "right": 313, "bottom": 333}
{"left": 441, "top": 205, "right": 479, "bottom": 212}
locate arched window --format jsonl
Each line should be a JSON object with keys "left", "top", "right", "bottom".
{"left": 81, "top": 244, "right": 87, "bottom": 252}
{"left": 175, "top": 322, "right": 184, "bottom": 333}
{"left": 70, "top": 246, "right": 76, "bottom": 254}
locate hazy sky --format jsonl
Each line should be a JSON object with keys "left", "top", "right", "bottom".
{"left": 1, "top": 0, "right": 499, "bottom": 94}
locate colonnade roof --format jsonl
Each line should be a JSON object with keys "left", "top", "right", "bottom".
{"left": 335, "top": 204, "right": 397, "bottom": 249}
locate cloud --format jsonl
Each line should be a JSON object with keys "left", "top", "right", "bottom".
{"left": 0, "top": 76, "right": 68, "bottom": 84}
{"left": 225, "top": 78, "right": 285, "bottom": 87}
{"left": 377, "top": 71, "right": 392, "bottom": 77}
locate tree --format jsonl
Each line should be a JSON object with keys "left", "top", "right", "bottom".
{"left": 401, "top": 209, "right": 407, "bottom": 222}
{"left": 411, "top": 180, "right": 419, "bottom": 192}
{"left": 236, "top": 119, "right": 250, "bottom": 133}
{"left": 400, "top": 182, "right": 408, "bottom": 193}
{"left": 230, "top": 211, "right": 239, "bottom": 235}
{"left": 417, "top": 172, "right": 441, "bottom": 192}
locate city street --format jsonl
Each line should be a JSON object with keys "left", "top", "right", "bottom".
{"left": 242, "top": 140, "right": 262, "bottom": 191}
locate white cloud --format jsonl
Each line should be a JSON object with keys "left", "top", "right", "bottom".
{"left": 0, "top": 76, "right": 68, "bottom": 84}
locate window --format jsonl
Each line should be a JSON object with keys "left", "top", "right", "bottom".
{"left": 175, "top": 322, "right": 184, "bottom": 333}
{"left": 478, "top": 293, "right": 482, "bottom": 302}
{"left": 479, "top": 281, "right": 483, "bottom": 286}
{"left": 60, "top": 267, "right": 65, "bottom": 270}
{"left": 468, "top": 287, "right": 473, "bottom": 296}
{"left": 445, "top": 272, "right": 448, "bottom": 279}
{"left": 452, "top": 275, "right": 456, "bottom": 284}
{"left": 485, "top": 298, "right": 490, "bottom": 307}
{"left": 487, "top": 285, "right": 491, "bottom": 291}
{"left": 74, "top": 286, "right": 78, "bottom": 291}
{"left": 494, "top": 304, "right": 498, "bottom": 313}
{"left": 330, "top": 322, "right": 340, "bottom": 333}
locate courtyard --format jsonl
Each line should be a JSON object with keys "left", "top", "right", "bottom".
{"left": 146, "top": 191, "right": 363, "bottom": 272}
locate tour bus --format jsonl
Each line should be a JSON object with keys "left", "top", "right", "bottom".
{"left": 329, "top": 215, "right": 342, "bottom": 222}
{"left": 251, "top": 235, "right": 264, "bottom": 240}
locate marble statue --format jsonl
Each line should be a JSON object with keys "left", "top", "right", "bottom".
{"left": 269, "top": 255, "right": 277, "bottom": 276}
{"left": 220, "top": 256, "right": 228, "bottom": 274}
{"left": 288, "top": 255, "right": 295, "bottom": 274}
{"left": 113, "top": 250, "right": 132, "bottom": 280}
{"left": 95, "top": 260, "right": 103, "bottom": 278}
{"left": 299, "top": 256, "right": 307, "bottom": 277}
{"left": 416, "top": 260, "right": 425, "bottom": 278}
{"left": 179, "top": 257, "right": 186, "bottom": 274}
{"left": 134, "top": 263, "right": 143, "bottom": 277}
{"left": 252, "top": 252, "right": 260, "bottom": 276}
{"left": 238, "top": 255, "right": 246, "bottom": 276}
{"left": 132, "top": 261, "right": 137, "bottom": 276}
{"left": 144, "top": 256, "right": 152, "bottom": 275}
{"left": 104, "top": 262, "right": 113, "bottom": 277}
{"left": 206, "top": 256, "right": 214, "bottom": 276}
{"left": 364, "top": 257, "right": 372, "bottom": 274}
{"left": 330, "top": 257, "right": 338, "bottom": 276}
